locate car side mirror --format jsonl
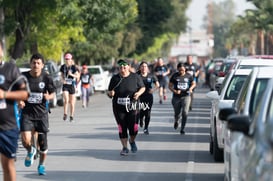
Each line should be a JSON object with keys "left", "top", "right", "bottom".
{"left": 219, "top": 108, "right": 237, "bottom": 121}
{"left": 227, "top": 114, "right": 250, "bottom": 136}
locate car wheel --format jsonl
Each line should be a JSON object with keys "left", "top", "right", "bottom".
{"left": 213, "top": 129, "right": 224, "bottom": 162}
{"left": 50, "top": 93, "right": 57, "bottom": 108}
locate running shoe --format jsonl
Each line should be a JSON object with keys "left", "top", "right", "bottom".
{"left": 38, "top": 165, "right": 46, "bottom": 175}
{"left": 70, "top": 116, "right": 73, "bottom": 122}
{"left": 180, "top": 130, "right": 185, "bottom": 135}
{"left": 24, "top": 146, "right": 37, "bottom": 167}
{"left": 129, "top": 141, "right": 138, "bottom": 153}
{"left": 120, "top": 147, "right": 129, "bottom": 156}
{"left": 174, "top": 121, "right": 178, "bottom": 130}
{"left": 163, "top": 95, "right": 167, "bottom": 100}
{"left": 63, "top": 114, "right": 67, "bottom": 121}
{"left": 143, "top": 129, "right": 149, "bottom": 135}
{"left": 159, "top": 100, "right": 162, "bottom": 104}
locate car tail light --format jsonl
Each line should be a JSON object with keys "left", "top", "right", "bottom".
{"left": 218, "top": 71, "right": 225, "bottom": 77}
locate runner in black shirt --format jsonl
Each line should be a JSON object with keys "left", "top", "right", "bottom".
{"left": 138, "top": 61, "right": 159, "bottom": 134}
{"left": 60, "top": 53, "right": 79, "bottom": 122}
{"left": 0, "top": 42, "right": 29, "bottom": 181}
{"left": 19, "top": 53, "right": 56, "bottom": 175}
{"left": 184, "top": 55, "right": 200, "bottom": 110}
{"left": 169, "top": 62, "right": 196, "bottom": 134}
{"left": 108, "top": 59, "right": 145, "bottom": 156}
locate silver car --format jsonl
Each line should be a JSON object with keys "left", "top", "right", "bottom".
{"left": 226, "top": 76, "right": 273, "bottom": 181}
{"left": 219, "top": 66, "right": 273, "bottom": 181}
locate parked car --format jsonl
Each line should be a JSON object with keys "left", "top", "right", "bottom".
{"left": 87, "top": 65, "right": 110, "bottom": 93}
{"left": 215, "top": 58, "right": 237, "bottom": 92}
{"left": 233, "top": 57, "right": 273, "bottom": 70}
{"left": 206, "top": 58, "right": 225, "bottom": 91}
{"left": 219, "top": 66, "right": 273, "bottom": 181}
{"left": 206, "top": 68, "right": 251, "bottom": 162}
{"left": 226, "top": 76, "right": 273, "bottom": 181}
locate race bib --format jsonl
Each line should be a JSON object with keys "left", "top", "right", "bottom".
{"left": 28, "top": 92, "right": 43, "bottom": 104}
{"left": 81, "top": 76, "right": 89, "bottom": 84}
{"left": 177, "top": 82, "right": 188, "bottom": 90}
{"left": 0, "top": 99, "right": 7, "bottom": 109}
{"left": 65, "top": 78, "right": 73, "bottom": 85}
{"left": 117, "top": 97, "right": 130, "bottom": 105}
{"left": 187, "top": 70, "right": 194, "bottom": 76}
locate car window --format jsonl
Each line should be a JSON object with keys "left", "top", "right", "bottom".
{"left": 88, "top": 68, "right": 101, "bottom": 74}
{"left": 266, "top": 92, "right": 273, "bottom": 124}
{"left": 224, "top": 75, "right": 246, "bottom": 100}
{"left": 236, "top": 73, "right": 252, "bottom": 114}
{"left": 249, "top": 79, "right": 268, "bottom": 118}
{"left": 219, "top": 73, "right": 230, "bottom": 94}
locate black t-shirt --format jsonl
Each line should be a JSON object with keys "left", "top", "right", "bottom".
{"left": 184, "top": 62, "right": 199, "bottom": 78}
{"left": 0, "top": 62, "right": 24, "bottom": 130}
{"left": 60, "top": 64, "right": 78, "bottom": 85}
{"left": 154, "top": 65, "right": 169, "bottom": 80}
{"left": 140, "top": 73, "right": 158, "bottom": 97}
{"left": 108, "top": 73, "right": 144, "bottom": 107}
{"left": 21, "top": 71, "right": 56, "bottom": 119}
{"left": 169, "top": 72, "right": 194, "bottom": 97}
{"left": 80, "top": 72, "right": 92, "bottom": 85}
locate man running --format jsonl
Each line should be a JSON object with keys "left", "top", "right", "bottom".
{"left": 0, "top": 42, "right": 29, "bottom": 181}
{"left": 184, "top": 55, "right": 200, "bottom": 110}
{"left": 154, "top": 57, "right": 170, "bottom": 104}
{"left": 19, "top": 53, "right": 56, "bottom": 175}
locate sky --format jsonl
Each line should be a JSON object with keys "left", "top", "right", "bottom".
{"left": 186, "top": 0, "right": 255, "bottom": 31}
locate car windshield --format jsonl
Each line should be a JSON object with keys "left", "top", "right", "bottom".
{"left": 88, "top": 68, "right": 100, "bottom": 74}
{"left": 224, "top": 75, "right": 247, "bottom": 100}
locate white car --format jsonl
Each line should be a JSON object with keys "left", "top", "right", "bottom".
{"left": 233, "top": 57, "right": 273, "bottom": 70}
{"left": 219, "top": 66, "right": 273, "bottom": 181}
{"left": 87, "top": 65, "right": 110, "bottom": 92}
{"left": 207, "top": 68, "right": 251, "bottom": 162}
{"left": 207, "top": 57, "right": 273, "bottom": 163}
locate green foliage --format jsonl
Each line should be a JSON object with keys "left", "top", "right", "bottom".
{"left": 135, "top": 33, "right": 176, "bottom": 61}
{"left": 210, "top": 0, "right": 237, "bottom": 57}
{"left": 227, "top": 0, "right": 273, "bottom": 55}
{"left": 1, "top": 0, "right": 189, "bottom": 64}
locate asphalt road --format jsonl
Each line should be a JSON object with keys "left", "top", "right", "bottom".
{"left": 10, "top": 86, "right": 224, "bottom": 181}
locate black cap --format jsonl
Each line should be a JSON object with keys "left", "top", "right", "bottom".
{"left": 117, "top": 59, "right": 129, "bottom": 66}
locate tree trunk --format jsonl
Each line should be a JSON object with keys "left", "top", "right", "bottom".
{"left": 11, "top": 28, "right": 25, "bottom": 60}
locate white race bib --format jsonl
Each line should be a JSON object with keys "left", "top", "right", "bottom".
{"left": 0, "top": 99, "right": 7, "bottom": 109}
{"left": 117, "top": 97, "right": 130, "bottom": 105}
{"left": 65, "top": 78, "right": 73, "bottom": 85}
{"left": 28, "top": 92, "right": 43, "bottom": 104}
{"left": 177, "top": 82, "right": 188, "bottom": 90}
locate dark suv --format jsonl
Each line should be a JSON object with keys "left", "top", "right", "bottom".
{"left": 44, "top": 60, "right": 63, "bottom": 107}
